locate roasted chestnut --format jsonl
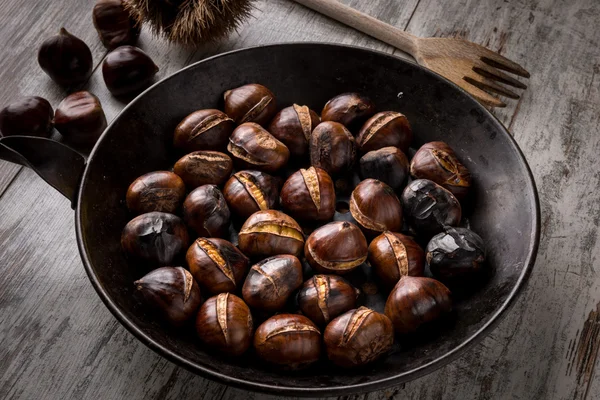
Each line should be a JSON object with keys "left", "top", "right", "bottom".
{"left": 268, "top": 104, "right": 320, "bottom": 158}
{"left": 173, "top": 109, "right": 234, "bottom": 153}
{"left": 368, "top": 232, "right": 425, "bottom": 288}
{"left": 238, "top": 210, "right": 304, "bottom": 258}
{"left": 223, "top": 83, "right": 276, "bottom": 126}
{"left": 173, "top": 151, "right": 233, "bottom": 189}
{"left": 305, "top": 221, "right": 368, "bottom": 274}
{"left": 359, "top": 146, "right": 409, "bottom": 192}
{"left": 92, "top": 0, "right": 140, "bottom": 49}
{"left": 227, "top": 122, "right": 290, "bottom": 173}
{"left": 324, "top": 307, "right": 393, "bottom": 368}
{"left": 254, "top": 314, "right": 321, "bottom": 369}
{"left": 350, "top": 179, "right": 403, "bottom": 236}
{"left": 297, "top": 275, "right": 359, "bottom": 326}
{"left": 186, "top": 238, "right": 249, "bottom": 295}
{"left": 183, "top": 185, "right": 231, "bottom": 238}
{"left": 196, "top": 293, "right": 253, "bottom": 356}
{"left": 121, "top": 212, "right": 189, "bottom": 266}
{"left": 242, "top": 255, "right": 303, "bottom": 312}
{"left": 280, "top": 167, "right": 336, "bottom": 222}
{"left": 0, "top": 97, "right": 53, "bottom": 137}
{"left": 102, "top": 45, "right": 158, "bottom": 96}
{"left": 384, "top": 276, "right": 452, "bottom": 334}
{"left": 38, "top": 28, "right": 93, "bottom": 87}
{"left": 356, "top": 111, "right": 412, "bottom": 153}
{"left": 134, "top": 266, "right": 202, "bottom": 327}
{"left": 401, "top": 179, "right": 462, "bottom": 238}
{"left": 410, "top": 141, "right": 471, "bottom": 200}
{"left": 321, "top": 93, "right": 375, "bottom": 128}
{"left": 426, "top": 227, "right": 486, "bottom": 281}
{"left": 126, "top": 171, "right": 186, "bottom": 215}
{"left": 223, "top": 170, "right": 280, "bottom": 219}
{"left": 309, "top": 121, "right": 356, "bottom": 177}
{"left": 54, "top": 91, "right": 107, "bottom": 146}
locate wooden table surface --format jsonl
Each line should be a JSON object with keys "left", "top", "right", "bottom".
{"left": 1, "top": 0, "right": 599, "bottom": 399}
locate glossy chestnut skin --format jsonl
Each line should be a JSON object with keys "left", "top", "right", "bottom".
{"left": 324, "top": 307, "right": 394, "bottom": 368}
{"left": 54, "top": 91, "right": 107, "bottom": 146}
{"left": 426, "top": 227, "right": 486, "bottom": 281}
{"left": 359, "top": 146, "right": 409, "bottom": 192}
{"left": 369, "top": 232, "right": 425, "bottom": 288}
{"left": 356, "top": 111, "right": 413, "bottom": 153}
{"left": 173, "top": 109, "right": 234, "bottom": 152}
{"left": 321, "top": 93, "right": 375, "bottom": 128}
{"left": 38, "top": 28, "right": 93, "bottom": 87}
{"left": 410, "top": 141, "right": 472, "bottom": 200}
{"left": 92, "top": 0, "right": 140, "bottom": 49}
{"left": 384, "top": 276, "right": 452, "bottom": 334}
{"left": 223, "top": 83, "right": 276, "bottom": 126}
{"left": 310, "top": 121, "right": 356, "bottom": 177}
{"left": 401, "top": 179, "right": 462, "bottom": 238}
{"left": 350, "top": 179, "right": 403, "bottom": 236}
{"left": 297, "top": 275, "right": 359, "bottom": 326}
{"left": 126, "top": 171, "right": 186, "bottom": 215}
{"left": 196, "top": 293, "right": 253, "bottom": 356}
{"left": 183, "top": 185, "right": 231, "bottom": 238}
{"left": 186, "top": 238, "right": 249, "bottom": 295}
{"left": 280, "top": 166, "right": 336, "bottom": 222}
{"left": 121, "top": 212, "right": 189, "bottom": 266}
{"left": 0, "top": 97, "right": 53, "bottom": 137}
{"left": 102, "top": 45, "right": 158, "bottom": 96}
{"left": 223, "top": 170, "right": 280, "bottom": 219}
{"left": 254, "top": 314, "right": 321, "bottom": 369}
{"left": 238, "top": 210, "right": 304, "bottom": 258}
{"left": 174, "top": 151, "right": 233, "bottom": 189}
{"left": 134, "top": 266, "right": 202, "bottom": 327}
{"left": 242, "top": 255, "right": 303, "bottom": 312}
{"left": 227, "top": 122, "right": 290, "bottom": 173}
{"left": 305, "top": 221, "right": 368, "bottom": 274}
{"left": 268, "top": 104, "right": 320, "bottom": 158}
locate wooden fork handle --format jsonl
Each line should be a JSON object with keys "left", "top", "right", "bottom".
{"left": 293, "top": 0, "right": 419, "bottom": 56}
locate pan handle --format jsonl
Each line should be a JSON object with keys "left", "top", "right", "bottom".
{"left": 0, "top": 136, "right": 86, "bottom": 208}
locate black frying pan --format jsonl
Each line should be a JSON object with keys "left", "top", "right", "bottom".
{"left": 0, "top": 43, "right": 540, "bottom": 396}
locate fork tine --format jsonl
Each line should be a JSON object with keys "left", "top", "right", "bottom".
{"left": 480, "top": 50, "right": 530, "bottom": 78}
{"left": 473, "top": 64, "right": 527, "bottom": 89}
{"left": 464, "top": 74, "right": 520, "bottom": 99}
{"left": 456, "top": 79, "right": 507, "bottom": 108}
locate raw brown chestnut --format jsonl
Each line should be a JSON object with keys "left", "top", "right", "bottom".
{"left": 359, "top": 146, "right": 409, "bottom": 192}
{"left": 224, "top": 83, "right": 276, "bottom": 126}
{"left": 321, "top": 93, "right": 375, "bottom": 128}
{"left": 0, "top": 97, "right": 53, "bottom": 137}
{"left": 126, "top": 171, "right": 186, "bottom": 215}
{"left": 305, "top": 221, "right": 368, "bottom": 274}
{"left": 38, "top": 28, "right": 93, "bottom": 87}
{"left": 174, "top": 151, "right": 233, "bottom": 189}
{"left": 310, "top": 121, "right": 356, "bottom": 177}
{"left": 350, "top": 179, "right": 403, "bottom": 236}
{"left": 254, "top": 314, "right": 321, "bottom": 369}
{"left": 223, "top": 170, "right": 280, "bottom": 219}
{"left": 183, "top": 185, "right": 230, "bottom": 238}
{"left": 238, "top": 210, "right": 304, "bottom": 258}
{"left": 280, "top": 166, "right": 336, "bottom": 222}
{"left": 92, "top": 0, "right": 140, "bottom": 49}
{"left": 196, "top": 293, "right": 253, "bottom": 356}
{"left": 242, "top": 255, "right": 303, "bottom": 312}
{"left": 134, "top": 266, "right": 202, "bottom": 327}
{"left": 297, "top": 275, "right": 359, "bottom": 326}
{"left": 54, "top": 91, "right": 107, "bottom": 146}
{"left": 426, "top": 227, "right": 486, "bottom": 281}
{"left": 227, "top": 122, "right": 290, "bottom": 173}
{"left": 356, "top": 111, "right": 413, "bottom": 153}
{"left": 186, "top": 238, "right": 249, "bottom": 295}
{"left": 102, "top": 45, "right": 158, "bottom": 96}
{"left": 369, "top": 232, "right": 425, "bottom": 288}
{"left": 384, "top": 276, "right": 452, "bottom": 334}
{"left": 410, "top": 141, "right": 471, "bottom": 200}
{"left": 324, "top": 307, "right": 393, "bottom": 368}
{"left": 121, "top": 212, "right": 189, "bottom": 266}
{"left": 173, "top": 109, "right": 234, "bottom": 152}
{"left": 268, "top": 104, "right": 320, "bottom": 158}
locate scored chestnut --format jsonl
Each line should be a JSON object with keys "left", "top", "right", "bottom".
{"left": 223, "top": 170, "right": 280, "bottom": 219}
{"left": 297, "top": 275, "right": 359, "bottom": 326}
{"left": 238, "top": 210, "right": 304, "bottom": 258}
{"left": 268, "top": 104, "right": 320, "bottom": 158}
{"left": 242, "top": 255, "right": 303, "bottom": 312}
{"left": 359, "top": 146, "right": 409, "bottom": 192}
{"left": 310, "top": 121, "right": 356, "bottom": 177}
{"left": 324, "top": 307, "right": 393, "bottom": 368}
{"left": 196, "top": 293, "right": 253, "bottom": 356}
{"left": 173, "top": 109, "right": 235, "bottom": 153}
{"left": 305, "top": 221, "right": 368, "bottom": 275}
{"left": 224, "top": 83, "right": 276, "bottom": 126}
{"left": 174, "top": 151, "right": 233, "bottom": 189}
{"left": 134, "top": 266, "right": 202, "bottom": 327}
{"left": 321, "top": 93, "right": 375, "bottom": 128}
{"left": 280, "top": 166, "right": 336, "bottom": 222}
{"left": 38, "top": 28, "right": 93, "bottom": 87}
{"left": 92, "top": 0, "right": 140, "bottom": 49}
{"left": 102, "top": 45, "right": 158, "bottom": 96}
{"left": 254, "top": 314, "right": 321, "bottom": 369}
{"left": 356, "top": 111, "right": 412, "bottom": 153}
{"left": 126, "top": 171, "right": 186, "bottom": 215}
{"left": 0, "top": 97, "right": 53, "bottom": 137}
{"left": 350, "top": 179, "right": 403, "bottom": 236}
{"left": 227, "top": 122, "right": 290, "bottom": 173}
{"left": 426, "top": 227, "right": 486, "bottom": 281}
{"left": 54, "top": 91, "right": 108, "bottom": 146}
{"left": 183, "top": 185, "right": 231, "bottom": 238}
{"left": 368, "top": 232, "right": 425, "bottom": 288}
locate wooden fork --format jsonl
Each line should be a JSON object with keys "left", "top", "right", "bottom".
{"left": 293, "top": 0, "right": 530, "bottom": 107}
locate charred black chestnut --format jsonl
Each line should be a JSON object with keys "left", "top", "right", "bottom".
{"left": 0, "top": 97, "right": 53, "bottom": 137}
{"left": 238, "top": 210, "right": 304, "bottom": 258}
{"left": 126, "top": 171, "right": 186, "bottom": 215}
{"left": 297, "top": 275, "right": 359, "bottom": 326}
{"left": 183, "top": 185, "right": 231, "bottom": 238}
{"left": 310, "top": 121, "right": 356, "bottom": 177}
{"left": 368, "top": 232, "right": 425, "bottom": 288}
{"left": 174, "top": 151, "right": 233, "bottom": 189}
{"left": 173, "top": 109, "right": 234, "bottom": 153}
{"left": 268, "top": 104, "right": 320, "bottom": 158}
{"left": 321, "top": 93, "right": 375, "bottom": 128}
{"left": 227, "top": 122, "right": 290, "bottom": 173}
{"left": 223, "top": 170, "right": 280, "bottom": 219}
{"left": 426, "top": 227, "right": 486, "bottom": 281}
{"left": 359, "top": 146, "right": 409, "bottom": 192}
{"left": 280, "top": 166, "right": 336, "bottom": 222}
{"left": 224, "top": 83, "right": 276, "bottom": 126}
{"left": 350, "top": 179, "right": 403, "bottom": 236}
{"left": 54, "top": 91, "right": 107, "bottom": 146}
{"left": 38, "top": 28, "right": 93, "bottom": 87}
{"left": 92, "top": 0, "right": 140, "bottom": 49}
{"left": 356, "top": 111, "right": 412, "bottom": 153}
{"left": 102, "top": 45, "right": 158, "bottom": 96}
